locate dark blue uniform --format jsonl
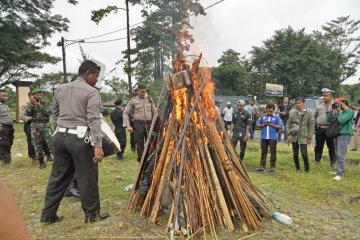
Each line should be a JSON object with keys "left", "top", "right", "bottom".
{"left": 111, "top": 107, "right": 126, "bottom": 160}
{"left": 231, "top": 111, "right": 251, "bottom": 161}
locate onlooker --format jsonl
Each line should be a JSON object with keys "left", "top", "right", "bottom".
{"left": 314, "top": 88, "right": 336, "bottom": 166}
{"left": 0, "top": 89, "right": 15, "bottom": 165}
{"left": 327, "top": 97, "right": 354, "bottom": 181}
{"left": 256, "top": 103, "right": 283, "bottom": 172}
{"left": 222, "top": 102, "right": 233, "bottom": 131}
{"left": 123, "top": 84, "right": 155, "bottom": 162}
{"left": 20, "top": 92, "right": 51, "bottom": 162}
{"left": 351, "top": 99, "right": 360, "bottom": 151}
{"left": 230, "top": 100, "right": 251, "bottom": 161}
{"left": 24, "top": 88, "right": 53, "bottom": 169}
{"left": 248, "top": 99, "right": 260, "bottom": 140}
{"left": 278, "top": 97, "right": 291, "bottom": 142}
{"left": 111, "top": 99, "right": 127, "bottom": 160}
{"left": 41, "top": 60, "right": 109, "bottom": 224}
{"left": 287, "top": 97, "right": 314, "bottom": 173}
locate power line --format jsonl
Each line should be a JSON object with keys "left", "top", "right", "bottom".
{"left": 69, "top": 0, "right": 225, "bottom": 42}
{"left": 83, "top": 36, "right": 128, "bottom": 43}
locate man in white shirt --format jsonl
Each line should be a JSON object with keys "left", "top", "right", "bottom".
{"left": 222, "top": 102, "right": 233, "bottom": 131}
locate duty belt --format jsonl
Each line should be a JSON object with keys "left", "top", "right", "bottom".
{"left": 316, "top": 125, "right": 329, "bottom": 129}
{"left": 57, "top": 127, "right": 77, "bottom": 134}
{"left": 32, "top": 120, "right": 49, "bottom": 124}
{"left": 134, "top": 120, "right": 152, "bottom": 124}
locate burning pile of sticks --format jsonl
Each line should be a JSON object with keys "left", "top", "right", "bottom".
{"left": 128, "top": 55, "right": 271, "bottom": 238}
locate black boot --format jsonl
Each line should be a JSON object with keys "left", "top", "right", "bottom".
{"left": 64, "top": 177, "right": 80, "bottom": 198}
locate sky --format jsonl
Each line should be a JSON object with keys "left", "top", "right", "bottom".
{"left": 39, "top": 0, "right": 360, "bottom": 89}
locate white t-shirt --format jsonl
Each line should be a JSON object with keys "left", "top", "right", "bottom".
{"left": 223, "top": 107, "right": 233, "bottom": 121}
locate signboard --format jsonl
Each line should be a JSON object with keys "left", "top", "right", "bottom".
{"left": 265, "top": 83, "right": 284, "bottom": 97}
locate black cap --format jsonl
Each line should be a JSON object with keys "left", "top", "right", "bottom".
{"left": 114, "top": 99, "right": 123, "bottom": 105}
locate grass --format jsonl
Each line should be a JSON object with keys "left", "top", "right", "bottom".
{"left": 1, "top": 122, "right": 360, "bottom": 240}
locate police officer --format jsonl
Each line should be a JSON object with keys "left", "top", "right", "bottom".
{"left": 0, "top": 89, "right": 14, "bottom": 165}
{"left": 111, "top": 99, "right": 126, "bottom": 160}
{"left": 123, "top": 84, "right": 155, "bottom": 162}
{"left": 41, "top": 60, "right": 108, "bottom": 224}
{"left": 20, "top": 92, "right": 51, "bottom": 162}
{"left": 314, "top": 88, "right": 336, "bottom": 166}
{"left": 230, "top": 100, "right": 251, "bottom": 161}
{"left": 24, "top": 88, "right": 53, "bottom": 169}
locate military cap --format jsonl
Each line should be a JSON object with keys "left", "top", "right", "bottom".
{"left": 321, "top": 88, "right": 334, "bottom": 94}
{"left": 114, "top": 99, "right": 123, "bottom": 106}
{"left": 31, "top": 88, "right": 43, "bottom": 94}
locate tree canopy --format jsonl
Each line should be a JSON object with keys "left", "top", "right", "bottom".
{"left": 0, "top": 0, "right": 77, "bottom": 87}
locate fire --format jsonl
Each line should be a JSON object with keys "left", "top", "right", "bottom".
{"left": 172, "top": 87, "right": 187, "bottom": 121}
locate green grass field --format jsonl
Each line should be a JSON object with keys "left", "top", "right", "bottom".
{"left": 1, "top": 122, "right": 360, "bottom": 240}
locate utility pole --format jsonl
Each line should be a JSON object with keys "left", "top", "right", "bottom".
{"left": 61, "top": 37, "right": 67, "bottom": 83}
{"left": 125, "top": 0, "right": 132, "bottom": 97}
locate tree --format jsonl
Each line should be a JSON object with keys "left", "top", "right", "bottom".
{"left": 33, "top": 72, "right": 76, "bottom": 96}
{"left": 0, "top": 0, "right": 77, "bottom": 87}
{"left": 317, "top": 16, "right": 360, "bottom": 82}
{"left": 250, "top": 27, "right": 346, "bottom": 98}
{"left": 212, "top": 49, "right": 252, "bottom": 95}
{"left": 104, "top": 77, "right": 130, "bottom": 99}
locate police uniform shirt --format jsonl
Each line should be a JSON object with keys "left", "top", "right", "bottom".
{"left": 123, "top": 96, "right": 155, "bottom": 127}
{"left": 314, "top": 103, "right": 332, "bottom": 126}
{"left": 232, "top": 111, "right": 250, "bottom": 137}
{"left": 19, "top": 103, "right": 32, "bottom": 123}
{"left": 53, "top": 77, "right": 102, "bottom": 147}
{"left": 0, "top": 102, "right": 13, "bottom": 125}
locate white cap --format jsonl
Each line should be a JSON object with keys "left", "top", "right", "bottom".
{"left": 238, "top": 100, "right": 245, "bottom": 105}
{"left": 322, "top": 88, "right": 334, "bottom": 93}
{"left": 226, "top": 102, "right": 231, "bottom": 105}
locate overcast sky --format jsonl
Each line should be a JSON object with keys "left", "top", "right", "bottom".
{"left": 40, "top": 0, "right": 360, "bottom": 88}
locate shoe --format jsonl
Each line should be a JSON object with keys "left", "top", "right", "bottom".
{"left": 333, "top": 175, "right": 342, "bottom": 181}
{"left": 296, "top": 169, "right": 301, "bottom": 173}
{"left": 257, "top": 166, "right": 265, "bottom": 172}
{"left": 39, "top": 162, "right": 46, "bottom": 169}
{"left": 350, "top": 148, "right": 357, "bottom": 151}
{"left": 269, "top": 167, "right": 276, "bottom": 173}
{"left": 64, "top": 187, "right": 80, "bottom": 198}
{"left": 40, "top": 215, "right": 64, "bottom": 224}
{"left": 85, "top": 212, "right": 110, "bottom": 223}
{"left": 314, "top": 161, "right": 321, "bottom": 165}
{"left": 305, "top": 171, "right": 310, "bottom": 174}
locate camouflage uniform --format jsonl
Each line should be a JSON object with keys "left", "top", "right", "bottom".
{"left": 25, "top": 100, "right": 52, "bottom": 164}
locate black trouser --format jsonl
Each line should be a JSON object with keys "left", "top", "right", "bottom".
{"left": 231, "top": 135, "right": 247, "bottom": 161}
{"left": 314, "top": 127, "right": 335, "bottom": 165}
{"left": 134, "top": 120, "right": 151, "bottom": 162}
{"left": 42, "top": 132, "right": 100, "bottom": 219}
{"left": 292, "top": 141, "right": 309, "bottom": 171}
{"left": 260, "top": 139, "right": 277, "bottom": 168}
{"left": 251, "top": 121, "right": 257, "bottom": 140}
{"left": 115, "top": 127, "right": 126, "bottom": 158}
{"left": 130, "top": 121, "right": 136, "bottom": 149}
{"left": 0, "top": 125, "right": 14, "bottom": 164}
{"left": 224, "top": 120, "right": 232, "bottom": 131}
{"left": 24, "top": 122, "right": 50, "bottom": 159}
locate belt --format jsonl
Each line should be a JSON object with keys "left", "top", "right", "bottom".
{"left": 0, "top": 123, "right": 13, "bottom": 128}
{"left": 317, "top": 125, "right": 329, "bottom": 129}
{"left": 57, "top": 127, "right": 77, "bottom": 134}
{"left": 32, "top": 120, "right": 49, "bottom": 124}
{"left": 134, "top": 120, "right": 152, "bottom": 124}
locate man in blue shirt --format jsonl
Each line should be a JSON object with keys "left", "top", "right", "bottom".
{"left": 256, "top": 103, "right": 283, "bottom": 172}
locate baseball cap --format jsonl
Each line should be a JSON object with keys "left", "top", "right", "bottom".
{"left": 226, "top": 101, "right": 231, "bottom": 105}
{"left": 335, "top": 97, "right": 346, "bottom": 103}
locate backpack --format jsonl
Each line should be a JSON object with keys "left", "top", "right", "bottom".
{"left": 326, "top": 118, "right": 340, "bottom": 139}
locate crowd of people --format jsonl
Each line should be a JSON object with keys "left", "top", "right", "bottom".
{"left": 0, "top": 59, "right": 358, "bottom": 236}
{"left": 223, "top": 88, "right": 358, "bottom": 181}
